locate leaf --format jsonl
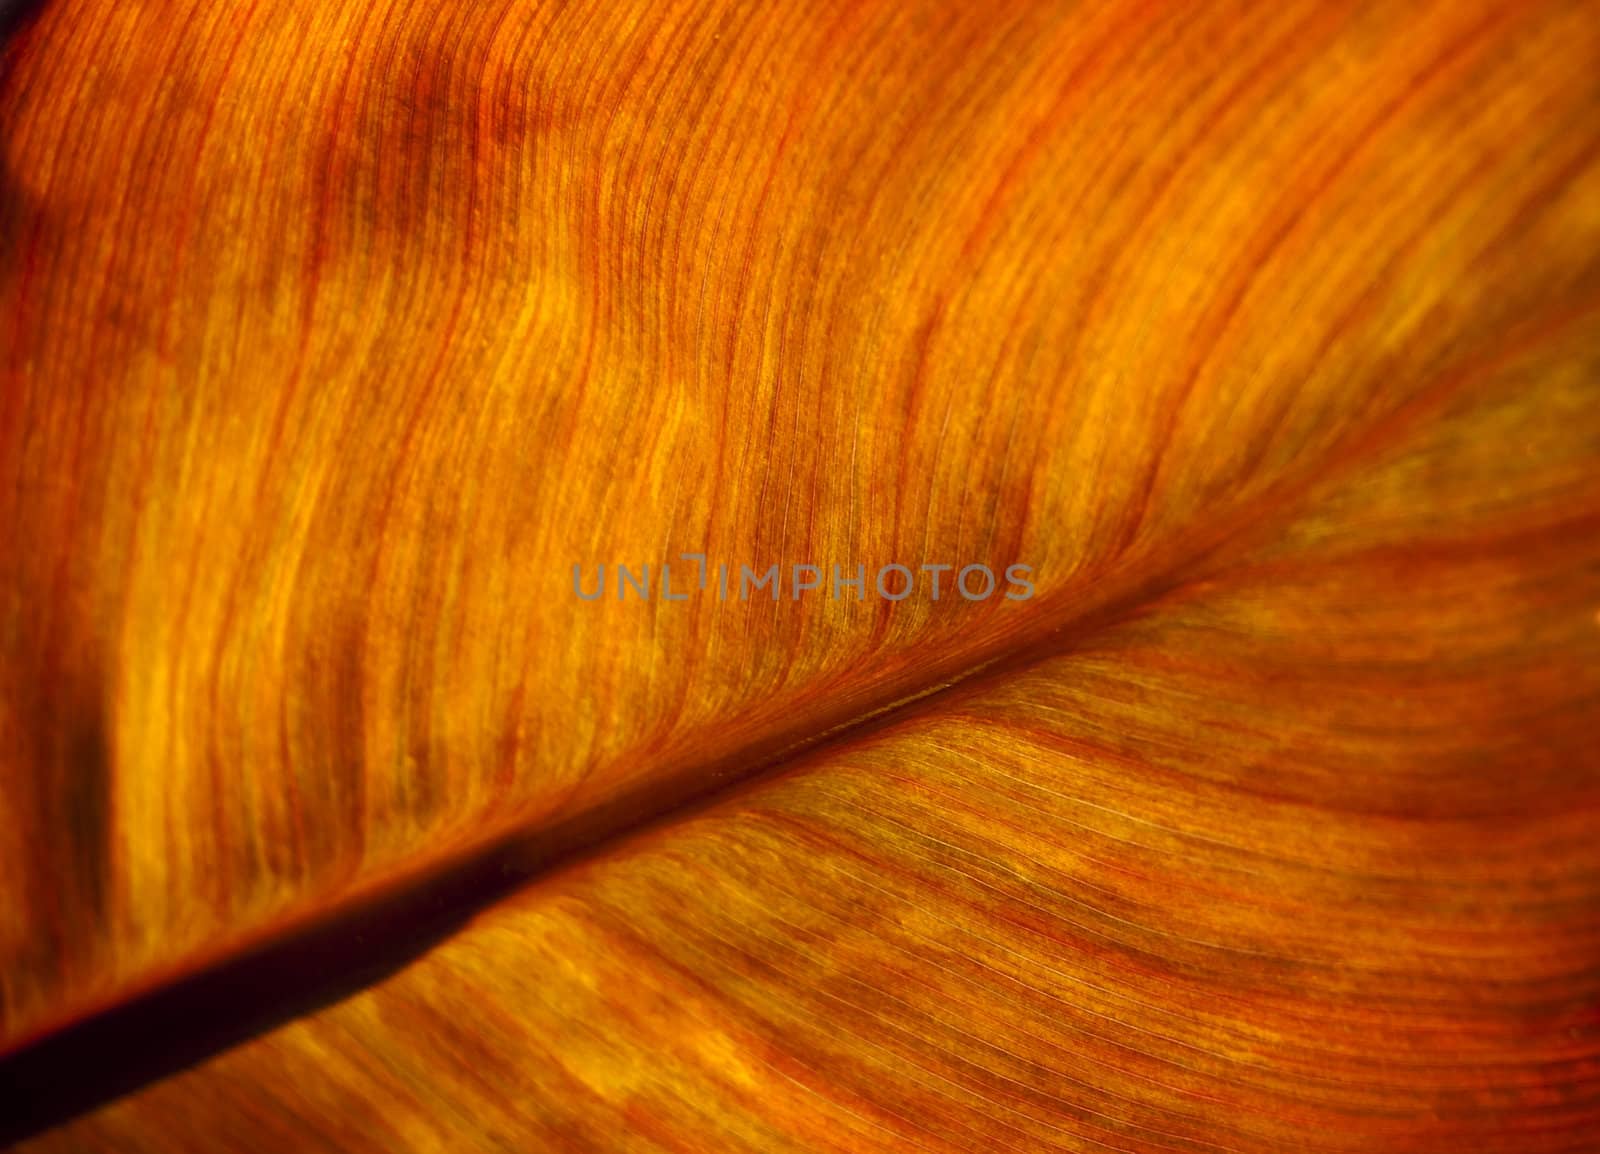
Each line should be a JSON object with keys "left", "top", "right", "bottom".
{"left": 3, "top": 0, "right": 1600, "bottom": 1148}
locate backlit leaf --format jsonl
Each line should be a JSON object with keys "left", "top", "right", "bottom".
{"left": 2, "top": 0, "right": 1598, "bottom": 1148}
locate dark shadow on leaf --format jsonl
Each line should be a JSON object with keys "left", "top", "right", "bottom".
{"left": 0, "top": 844, "right": 530, "bottom": 1144}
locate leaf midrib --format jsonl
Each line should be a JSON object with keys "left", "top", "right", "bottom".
{"left": 0, "top": 284, "right": 1590, "bottom": 1145}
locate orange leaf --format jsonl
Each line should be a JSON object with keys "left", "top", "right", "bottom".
{"left": 2, "top": 0, "right": 1598, "bottom": 1147}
